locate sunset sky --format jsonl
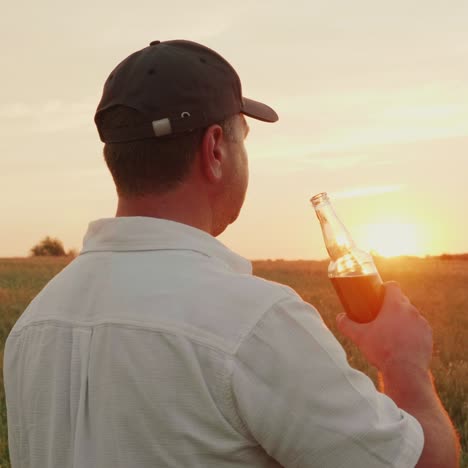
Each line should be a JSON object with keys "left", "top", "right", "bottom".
{"left": 1, "top": 0, "right": 467, "bottom": 260}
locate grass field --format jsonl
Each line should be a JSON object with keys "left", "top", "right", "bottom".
{"left": 1, "top": 256, "right": 467, "bottom": 467}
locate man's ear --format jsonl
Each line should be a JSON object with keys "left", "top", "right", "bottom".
{"left": 199, "top": 124, "right": 226, "bottom": 183}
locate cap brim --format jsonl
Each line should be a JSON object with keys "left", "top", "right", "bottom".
{"left": 241, "top": 97, "right": 279, "bottom": 123}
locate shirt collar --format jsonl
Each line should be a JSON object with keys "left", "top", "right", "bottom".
{"left": 80, "top": 217, "right": 252, "bottom": 275}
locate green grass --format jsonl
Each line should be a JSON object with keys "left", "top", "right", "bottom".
{"left": 1, "top": 256, "right": 467, "bottom": 466}
{"left": 0, "top": 257, "right": 72, "bottom": 468}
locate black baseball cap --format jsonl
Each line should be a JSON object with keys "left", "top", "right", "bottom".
{"left": 95, "top": 40, "right": 279, "bottom": 143}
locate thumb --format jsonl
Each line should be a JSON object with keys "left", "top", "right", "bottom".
{"left": 336, "top": 313, "right": 365, "bottom": 344}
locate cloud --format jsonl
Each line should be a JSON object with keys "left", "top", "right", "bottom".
{"left": 330, "top": 184, "right": 403, "bottom": 200}
{"left": 0, "top": 103, "right": 34, "bottom": 118}
{"left": 301, "top": 154, "right": 369, "bottom": 170}
{"left": 0, "top": 98, "right": 96, "bottom": 135}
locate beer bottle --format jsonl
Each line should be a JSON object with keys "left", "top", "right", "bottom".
{"left": 310, "top": 192, "right": 384, "bottom": 323}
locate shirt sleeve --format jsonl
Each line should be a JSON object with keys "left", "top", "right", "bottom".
{"left": 229, "top": 294, "right": 424, "bottom": 468}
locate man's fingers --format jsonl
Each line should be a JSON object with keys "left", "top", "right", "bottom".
{"left": 336, "top": 313, "right": 366, "bottom": 344}
{"left": 381, "top": 281, "right": 415, "bottom": 315}
{"left": 382, "top": 281, "right": 402, "bottom": 296}
{"left": 381, "top": 281, "right": 408, "bottom": 308}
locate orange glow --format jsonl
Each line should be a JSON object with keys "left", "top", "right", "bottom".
{"left": 356, "top": 218, "right": 427, "bottom": 258}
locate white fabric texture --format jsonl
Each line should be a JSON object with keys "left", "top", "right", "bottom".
{"left": 4, "top": 217, "right": 424, "bottom": 467}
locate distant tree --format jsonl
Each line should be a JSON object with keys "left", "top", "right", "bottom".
{"left": 439, "top": 253, "right": 468, "bottom": 261}
{"left": 30, "top": 236, "right": 66, "bottom": 257}
{"left": 66, "top": 248, "right": 78, "bottom": 258}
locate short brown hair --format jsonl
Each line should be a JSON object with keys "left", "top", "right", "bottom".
{"left": 98, "top": 106, "right": 237, "bottom": 197}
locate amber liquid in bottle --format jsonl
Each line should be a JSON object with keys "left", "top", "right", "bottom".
{"left": 311, "top": 192, "right": 383, "bottom": 323}
{"left": 329, "top": 274, "right": 383, "bottom": 323}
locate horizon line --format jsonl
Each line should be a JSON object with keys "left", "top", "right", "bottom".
{"left": 2, "top": 253, "right": 468, "bottom": 262}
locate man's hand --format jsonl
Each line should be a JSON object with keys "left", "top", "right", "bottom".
{"left": 336, "top": 281, "right": 460, "bottom": 468}
{"left": 336, "top": 281, "right": 433, "bottom": 374}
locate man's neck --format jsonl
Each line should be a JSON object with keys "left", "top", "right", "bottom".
{"left": 115, "top": 191, "right": 214, "bottom": 235}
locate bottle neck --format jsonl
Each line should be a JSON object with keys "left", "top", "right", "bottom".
{"left": 312, "top": 194, "right": 355, "bottom": 260}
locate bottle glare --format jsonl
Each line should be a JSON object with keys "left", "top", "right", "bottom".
{"left": 311, "top": 192, "right": 384, "bottom": 323}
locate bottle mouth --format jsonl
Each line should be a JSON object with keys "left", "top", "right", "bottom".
{"left": 310, "top": 192, "right": 329, "bottom": 207}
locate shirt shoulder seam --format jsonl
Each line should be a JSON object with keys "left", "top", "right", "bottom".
{"left": 221, "top": 294, "right": 299, "bottom": 437}
{"left": 7, "top": 319, "right": 234, "bottom": 356}
{"left": 231, "top": 291, "right": 298, "bottom": 356}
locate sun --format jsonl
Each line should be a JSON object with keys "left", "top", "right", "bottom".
{"left": 357, "top": 219, "right": 425, "bottom": 257}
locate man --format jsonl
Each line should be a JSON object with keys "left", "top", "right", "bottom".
{"left": 4, "top": 40, "right": 459, "bottom": 467}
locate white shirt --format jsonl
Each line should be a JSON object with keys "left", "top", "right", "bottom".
{"left": 4, "top": 217, "right": 424, "bottom": 468}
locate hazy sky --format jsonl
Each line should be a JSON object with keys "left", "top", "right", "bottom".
{"left": 1, "top": 0, "right": 467, "bottom": 259}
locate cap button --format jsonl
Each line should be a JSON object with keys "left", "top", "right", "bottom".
{"left": 150, "top": 40, "right": 161, "bottom": 46}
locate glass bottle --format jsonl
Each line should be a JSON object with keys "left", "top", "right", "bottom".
{"left": 310, "top": 192, "right": 384, "bottom": 323}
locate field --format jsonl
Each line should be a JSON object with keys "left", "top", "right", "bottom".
{"left": 1, "top": 256, "right": 467, "bottom": 467}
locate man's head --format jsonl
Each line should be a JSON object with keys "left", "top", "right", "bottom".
{"left": 94, "top": 40, "right": 277, "bottom": 235}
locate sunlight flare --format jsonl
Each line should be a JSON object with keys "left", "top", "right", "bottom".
{"left": 357, "top": 219, "right": 426, "bottom": 257}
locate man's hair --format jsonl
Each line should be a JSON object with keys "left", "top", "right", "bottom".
{"left": 98, "top": 106, "right": 238, "bottom": 197}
